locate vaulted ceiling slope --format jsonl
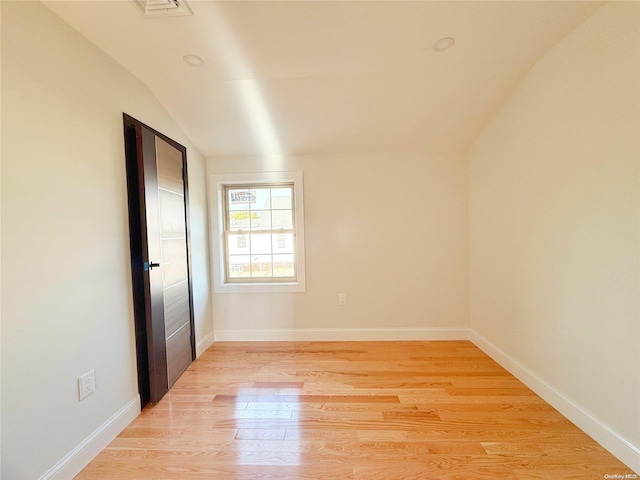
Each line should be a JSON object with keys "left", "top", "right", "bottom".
{"left": 45, "top": 1, "right": 602, "bottom": 158}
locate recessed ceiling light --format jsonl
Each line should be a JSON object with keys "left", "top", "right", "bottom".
{"left": 433, "top": 37, "right": 455, "bottom": 52}
{"left": 183, "top": 54, "right": 204, "bottom": 67}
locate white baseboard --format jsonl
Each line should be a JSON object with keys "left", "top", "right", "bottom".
{"left": 469, "top": 329, "right": 640, "bottom": 473}
{"left": 213, "top": 327, "right": 470, "bottom": 342}
{"left": 40, "top": 395, "right": 141, "bottom": 480}
{"left": 196, "top": 329, "right": 215, "bottom": 357}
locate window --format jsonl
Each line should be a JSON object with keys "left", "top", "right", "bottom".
{"left": 224, "top": 183, "right": 295, "bottom": 281}
{"left": 210, "top": 171, "right": 305, "bottom": 293}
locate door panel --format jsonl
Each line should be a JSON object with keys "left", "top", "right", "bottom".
{"left": 167, "top": 322, "right": 193, "bottom": 387}
{"left": 164, "top": 281, "right": 190, "bottom": 338}
{"left": 124, "top": 114, "right": 195, "bottom": 407}
{"left": 156, "top": 136, "right": 185, "bottom": 193}
{"left": 160, "top": 190, "right": 187, "bottom": 236}
{"left": 161, "top": 239, "right": 189, "bottom": 286}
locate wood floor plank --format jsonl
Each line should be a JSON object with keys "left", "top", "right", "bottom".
{"left": 75, "top": 341, "right": 635, "bottom": 479}
{"left": 353, "top": 457, "right": 520, "bottom": 480}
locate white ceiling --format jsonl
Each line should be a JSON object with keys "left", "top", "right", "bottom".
{"left": 45, "top": 1, "right": 602, "bottom": 158}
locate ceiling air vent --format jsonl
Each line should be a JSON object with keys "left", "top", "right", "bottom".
{"left": 134, "top": 0, "right": 193, "bottom": 18}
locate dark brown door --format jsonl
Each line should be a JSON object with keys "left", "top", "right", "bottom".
{"left": 124, "top": 114, "right": 195, "bottom": 406}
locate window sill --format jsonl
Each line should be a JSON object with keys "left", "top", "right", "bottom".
{"left": 214, "top": 282, "right": 306, "bottom": 294}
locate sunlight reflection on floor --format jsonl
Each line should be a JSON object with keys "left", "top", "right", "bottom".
{"left": 234, "top": 388, "right": 302, "bottom": 467}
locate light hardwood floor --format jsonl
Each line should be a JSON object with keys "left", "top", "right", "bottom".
{"left": 76, "top": 341, "right": 635, "bottom": 479}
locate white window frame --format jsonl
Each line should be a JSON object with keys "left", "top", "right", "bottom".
{"left": 209, "top": 171, "right": 306, "bottom": 293}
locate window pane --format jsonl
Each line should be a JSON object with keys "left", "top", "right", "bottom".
{"left": 250, "top": 234, "right": 272, "bottom": 254}
{"left": 228, "top": 255, "right": 250, "bottom": 278}
{"left": 228, "top": 210, "right": 251, "bottom": 231}
{"left": 253, "top": 188, "right": 271, "bottom": 210}
{"left": 251, "top": 255, "right": 273, "bottom": 277}
{"left": 272, "top": 210, "right": 292, "bottom": 229}
{"left": 250, "top": 210, "right": 272, "bottom": 231}
{"left": 273, "top": 254, "right": 294, "bottom": 277}
{"left": 227, "top": 189, "right": 254, "bottom": 211}
{"left": 228, "top": 234, "right": 249, "bottom": 255}
{"left": 272, "top": 233, "right": 294, "bottom": 254}
{"left": 271, "top": 187, "right": 292, "bottom": 210}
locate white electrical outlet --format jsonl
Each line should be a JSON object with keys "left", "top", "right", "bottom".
{"left": 78, "top": 370, "right": 96, "bottom": 400}
{"left": 338, "top": 293, "right": 347, "bottom": 306}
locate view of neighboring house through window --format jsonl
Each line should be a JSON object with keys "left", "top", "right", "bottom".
{"left": 224, "top": 184, "right": 296, "bottom": 282}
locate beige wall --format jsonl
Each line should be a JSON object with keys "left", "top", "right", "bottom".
{"left": 1, "top": 2, "right": 212, "bottom": 478}
{"left": 207, "top": 151, "right": 469, "bottom": 339}
{"left": 469, "top": 1, "right": 639, "bottom": 451}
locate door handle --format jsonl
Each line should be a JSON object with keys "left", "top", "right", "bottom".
{"left": 144, "top": 261, "right": 161, "bottom": 271}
